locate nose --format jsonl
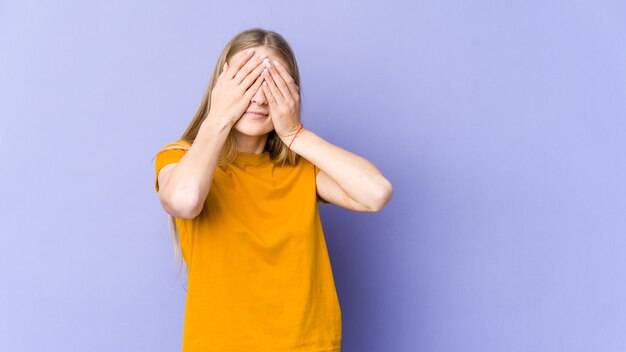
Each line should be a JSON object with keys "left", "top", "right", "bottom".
{"left": 251, "top": 82, "right": 268, "bottom": 105}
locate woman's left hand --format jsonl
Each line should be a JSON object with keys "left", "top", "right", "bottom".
{"left": 261, "top": 58, "right": 302, "bottom": 143}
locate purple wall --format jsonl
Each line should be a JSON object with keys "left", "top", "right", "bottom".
{"left": 1, "top": 1, "right": 625, "bottom": 351}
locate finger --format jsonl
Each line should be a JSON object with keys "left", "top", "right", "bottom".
{"left": 234, "top": 54, "right": 265, "bottom": 85}
{"left": 227, "top": 48, "right": 256, "bottom": 80}
{"left": 239, "top": 56, "right": 266, "bottom": 88}
{"left": 263, "top": 66, "right": 285, "bottom": 102}
{"left": 265, "top": 60, "right": 290, "bottom": 100}
{"left": 262, "top": 80, "right": 277, "bottom": 107}
{"left": 216, "top": 62, "right": 229, "bottom": 85}
{"left": 273, "top": 60, "right": 299, "bottom": 98}
{"left": 244, "top": 72, "right": 265, "bottom": 99}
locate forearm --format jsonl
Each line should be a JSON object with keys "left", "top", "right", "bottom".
{"left": 166, "top": 116, "right": 230, "bottom": 216}
{"left": 286, "top": 128, "right": 393, "bottom": 209}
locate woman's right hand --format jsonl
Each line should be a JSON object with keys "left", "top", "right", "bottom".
{"left": 207, "top": 48, "right": 267, "bottom": 128}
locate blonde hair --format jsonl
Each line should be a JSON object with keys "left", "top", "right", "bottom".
{"left": 152, "top": 27, "right": 303, "bottom": 283}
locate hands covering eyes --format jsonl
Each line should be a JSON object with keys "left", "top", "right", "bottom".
{"left": 207, "top": 47, "right": 301, "bottom": 143}
{"left": 260, "top": 57, "right": 302, "bottom": 142}
{"left": 208, "top": 48, "right": 267, "bottom": 128}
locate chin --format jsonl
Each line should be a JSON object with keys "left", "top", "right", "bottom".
{"left": 233, "top": 118, "right": 274, "bottom": 136}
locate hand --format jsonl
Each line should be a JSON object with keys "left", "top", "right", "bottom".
{"left": 207, "top": 49, "right": 267, "bottom": 128}
{"left": 261, "top": 58, "right": 302, "bottom": 143}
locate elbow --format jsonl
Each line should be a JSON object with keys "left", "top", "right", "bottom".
{"left": 367, "top": 180, "right": 394, "bottom": 212}
{"left": 162, "top": 187, "right": 204, "bottom": 219}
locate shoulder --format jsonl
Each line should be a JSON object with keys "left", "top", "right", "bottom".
{"left": 155, "top": 139, "right": 191, "bottom": 159}
{"left": 295, "top": 155, "right": 329, "bottom": 203}
{"left": 292, "top": 155, "right": 316, "bottom": 173}
{"left": 153, "top": 139, "right": 191, "bottom": 192}
{"left": 161, "top": 139, "right": 191, "bottom": 151}
{"left": 289, "top": 155, "right": 321, "bottom": 184}
{"left": 296, "top": 155, "right": 322, "bottom": 176}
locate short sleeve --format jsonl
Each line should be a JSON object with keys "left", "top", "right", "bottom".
{"left": 313, "top": 163, "right": 330, "bottom": 204}
{"left": 154, "top": 140, "right": 190, "bottom": 192}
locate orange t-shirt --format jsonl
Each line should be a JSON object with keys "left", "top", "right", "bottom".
{"left": 154, "top": 139, "right": 342, "bottom": 352}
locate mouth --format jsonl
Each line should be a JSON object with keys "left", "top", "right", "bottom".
{"left": 245, "top": 111, "right": 269, "bottom": 119}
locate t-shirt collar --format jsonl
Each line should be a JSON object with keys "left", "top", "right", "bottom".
{"left": 232, "top": 150, "right": 271, "bottom": 167}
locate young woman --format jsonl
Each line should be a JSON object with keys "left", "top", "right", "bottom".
{"left": 153, "top": 28, "right": 393, "bottom": 352}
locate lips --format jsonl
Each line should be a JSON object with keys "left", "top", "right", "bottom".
{"left": 246, "top": 111, "right": 268, "bottom": 116}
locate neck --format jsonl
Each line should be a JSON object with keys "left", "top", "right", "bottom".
{"left": 233, "top": 130, "right": 269, "bottom": 154}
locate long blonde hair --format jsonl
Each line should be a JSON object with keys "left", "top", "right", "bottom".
{"left": 152, "top": 27, "right": 303, "bottom": 282}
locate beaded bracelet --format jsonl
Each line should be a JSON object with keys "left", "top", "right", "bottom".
{"left": 288, "top": 123, "right": 304, "bottom": 150}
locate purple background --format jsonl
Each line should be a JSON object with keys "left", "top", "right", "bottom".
{"left": 1, "top": 1, "right": 625, "bottom": 351}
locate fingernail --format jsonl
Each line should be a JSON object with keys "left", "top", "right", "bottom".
{"left": 246, "top": 48, "right": 254, "bottom": 54}
{"left": 274, "top": 60, "right": 280, "bottom": 67}
{"left": 263, "top": 68, "right": 269, "bottom": 75}
{"left": 263, "top": 58, "right": 271, "bottom": 67}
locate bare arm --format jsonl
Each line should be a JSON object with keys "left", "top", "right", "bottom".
{"left": 259, "top": 56, "right": 392, "bottom": 212}
{"left": 158, "top": 119, "right": 231, "bottom": 219}
{"left": 158, "top": 48, "right": 268, "bottom": 218}
{"left": 288, "top": 128, "right": 394, "bottom": 212}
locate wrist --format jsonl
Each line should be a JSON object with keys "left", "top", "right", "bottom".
{"left": 198, "top": 115, "right": 232, "bottom": 135}
{"left": 201, "top": 113, "right": 232, "bottom": 135}
{"left": 281, "top": 123, "right": 305, "bottom": 149}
